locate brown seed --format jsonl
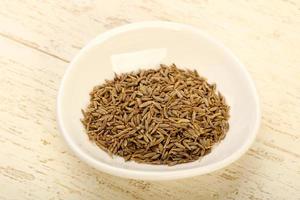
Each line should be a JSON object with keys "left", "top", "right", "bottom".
{"left": 174, "top": 142, "right": 185, "bottom": 149}
{"left": 139, "top": 101, "right": 153, "bottom": 108}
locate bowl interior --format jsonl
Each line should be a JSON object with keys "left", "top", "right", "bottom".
{"left": 58, "top": 22, "right": 259, "bottom": 179}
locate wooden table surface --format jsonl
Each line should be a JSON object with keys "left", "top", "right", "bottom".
{"left": 1, "top": 0, "right": 300, "bottom": 199}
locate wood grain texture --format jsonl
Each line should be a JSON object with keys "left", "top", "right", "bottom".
{"left": 0, "top": 0, "right": 299, "bottom": 199}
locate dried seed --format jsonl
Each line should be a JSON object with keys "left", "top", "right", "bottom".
{"left": 177, "top": 119, "right": 190, "bottom": 123}
{"left": 174, "top": 142, "right": 185, "bottom": 149}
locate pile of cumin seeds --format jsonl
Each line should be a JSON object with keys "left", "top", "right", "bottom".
{"left": 81, "top": 64, "right": 230, "bottom": 166}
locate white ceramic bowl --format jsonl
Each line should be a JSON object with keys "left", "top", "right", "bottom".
{"left": 57, "top": 21, "right": 260, "bottom": 180}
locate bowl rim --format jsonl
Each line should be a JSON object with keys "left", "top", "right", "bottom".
{"left": 57, "top": 21, "right": 261, "bottom": 180}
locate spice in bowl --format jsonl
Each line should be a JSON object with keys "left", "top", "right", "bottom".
{"left": 81, "top": 64, "right": 230, "bottom": 166}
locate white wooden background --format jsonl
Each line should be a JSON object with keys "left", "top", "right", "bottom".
{"left": 0, "top": 0, "right": 300, "bottom": 199}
